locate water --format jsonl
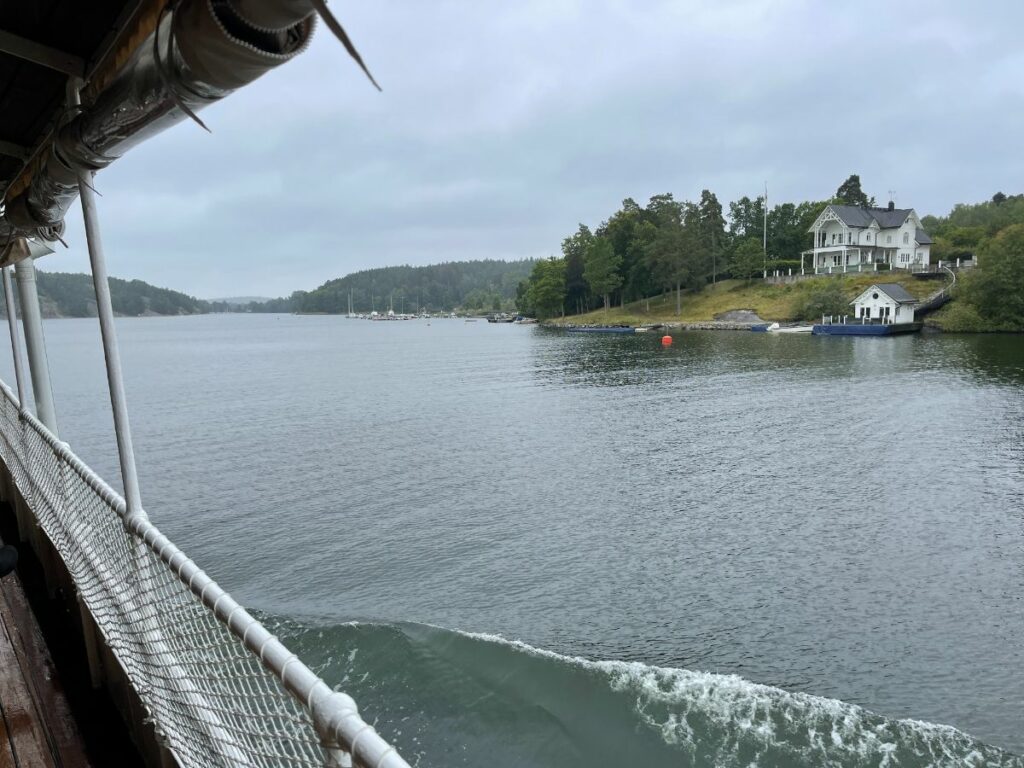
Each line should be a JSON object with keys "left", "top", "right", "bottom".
{"left": 1, "top": 315, "right": 1022, "bottom": 766}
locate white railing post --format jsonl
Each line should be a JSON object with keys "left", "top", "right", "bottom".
{"left": 69, "top": 84, "right": 145, "bottom": 524}
{"left": 13, "top": 253, "right": 59, "bottom": 435}
{"left": 1, "top": 266, "right": 28, "bottom": 410}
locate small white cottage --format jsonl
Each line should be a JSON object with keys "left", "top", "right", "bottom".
{"left": 850, "top": 283, "right": 918, "bottom": 324}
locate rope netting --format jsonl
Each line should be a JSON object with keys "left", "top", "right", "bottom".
{"left": 0, "top": 384, "right": 367, "bottom": 768}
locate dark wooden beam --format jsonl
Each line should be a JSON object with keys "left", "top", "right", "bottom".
{"left": 0, "top": 29, "right": 85, "bottom": 78}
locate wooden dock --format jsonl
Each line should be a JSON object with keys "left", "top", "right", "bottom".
{"left": 0, "top": 563, "right": 91, "bottom": 768}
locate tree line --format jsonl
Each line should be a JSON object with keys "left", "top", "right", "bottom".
{"left": 515, "top": 179, "right": 879, "bottom": 319}
{"left": 245, "top": 259, "right": 536, "bottom": 315}
{"left": 0, "top": 270, "right": 211, "bottom": 318}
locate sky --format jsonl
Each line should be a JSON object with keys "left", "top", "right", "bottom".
{"left": 37, "top": 0, "right": 1024, "bottom": 298}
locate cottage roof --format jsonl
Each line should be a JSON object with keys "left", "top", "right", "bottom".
{"left": 915, "top": 228, "right": 933, "bottom": 245}
{"left": 828, "top": 205, "right": 912, "bottom": 229}
{"left": 851, "top": 283, "right": 918, "bottom": 306}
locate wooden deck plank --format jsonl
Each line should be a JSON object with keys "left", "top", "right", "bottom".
{"left": 0, "top": 591, "right": 54, "bottom": 767}
{"left": 0, "top": 575, "right": 91, "bottom": 768}
{"left": 0, "top": 713, "right": 16, "bottom": 768}
{"left": 0, "top": 566, "right": 92, "bottom": 768}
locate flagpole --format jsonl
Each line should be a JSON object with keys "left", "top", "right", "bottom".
{"left": 763, "top": 180, "right": 768, "bottom": 273}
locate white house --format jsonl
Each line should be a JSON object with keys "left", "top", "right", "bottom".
{"left": 803, "top": 202, "right": 933, "bottom": 274}
{"left": 850, "top": 283, "right": 918, "bottom": 324}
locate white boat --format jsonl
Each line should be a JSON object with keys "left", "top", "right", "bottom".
{"left": 767, "top": 322, "right": 813, "bottom": 334}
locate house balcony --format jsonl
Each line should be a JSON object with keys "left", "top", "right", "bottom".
{"left": 800, "top": 247, "right": 922, "bottom": 275}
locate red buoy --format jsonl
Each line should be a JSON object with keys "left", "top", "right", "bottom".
{"left": 661, "top": 335, "right": 672, "bottom": 346}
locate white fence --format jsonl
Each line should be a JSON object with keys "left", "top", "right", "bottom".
{"left": 0, "top": 380, "right": 409, "bottom": 768}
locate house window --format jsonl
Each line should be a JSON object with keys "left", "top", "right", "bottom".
{"left": 847, "top": 232, "right": 852, "bottom": 244}
{"left": 866, "top": 233, "right": 872, "bottom": 242}
{"left": 903, "top": 232, "right": 910, "bottom": 244}
{"left": 887, "top": 235, "right": 893, "bottom": 244}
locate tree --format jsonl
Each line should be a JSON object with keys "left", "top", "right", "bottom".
{"left": 562, "top": 224, "right": 594, "bottom": 315}
{"left": 796, "top": 281, "right": 851, "bottom": 321}
{"left": 597, "top": 198, "right": 645, "bottom": 305}
{"left": 992, "top": 191, "right": 1007, "bottom": 205}
{"left": 730, "top": 238, "right": 765, "bottom": 280}
{"left": 835, "top": 174, "right": 874, "bottom": 207}
{"left": 643, "top": 220, "right": 686, "bottom": 314}
{"left": 728, "top": 195, "right": 765, "bottom": 243}
{"left": 958, "top": 223, "right": 1024, "bottom": 329}
{"left": 526, "top": 258, "right": 567, "bottom": 320}
{"left": 698, "top": 190, "right": 726, "bottom": 283}
{"left": 584, "top": 237, "right": 623, "bottom": 311}
{"left": 515, "top": 280, "right": 532, "bottom": 316}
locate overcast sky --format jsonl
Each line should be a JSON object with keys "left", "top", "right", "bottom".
{"left": 38, "top": 0, "right": 1024, "bottom": 298}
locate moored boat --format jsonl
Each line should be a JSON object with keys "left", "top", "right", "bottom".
{"left": 768, "top": 323, "right": 814, "bottom": 334}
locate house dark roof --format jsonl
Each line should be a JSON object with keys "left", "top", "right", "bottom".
{"left": 853, "top": 283, "right": 918, "bottom": 305}
{"left": 915, "top": 228, "right": 933, "bottom": 245}
{"left": 828, "top": 205, "right": 912, "bottom": 229}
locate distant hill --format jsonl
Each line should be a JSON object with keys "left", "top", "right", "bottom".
{"left": 248, "top": 259, "right": 537, "bottom": 314}
{"left": 0, "top": 259, "right": 538, "bottom": 319}
{"left": 209, "top": 296, "right": 273, "bottom": 306}
{"left": 0, "top": 270, "right": 212, "bottom": 318}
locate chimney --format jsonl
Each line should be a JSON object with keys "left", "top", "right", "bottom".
{"left": 887, "top": 200, "right": 895, "bottom": 211}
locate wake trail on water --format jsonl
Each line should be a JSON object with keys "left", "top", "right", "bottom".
{"left": 273, "top": 618, "right": 1022, "bottom": 768}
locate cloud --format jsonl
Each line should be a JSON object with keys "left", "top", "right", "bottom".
{"left": 39, "top": 0, "right": 1024, "bottom": 297}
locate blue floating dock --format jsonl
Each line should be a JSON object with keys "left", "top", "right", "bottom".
{"left": 565, "top": 326, "right": 636, "bottom": 334}
{"left": 811, "top": 322, "right": 922, "bottom": 336}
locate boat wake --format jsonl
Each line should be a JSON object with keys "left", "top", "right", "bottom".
{"left": 273, "top": 619, "right": 1021, "bottom": 768}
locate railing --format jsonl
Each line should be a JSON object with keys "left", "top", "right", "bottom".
{"left": 812, "top": 263, "right": 894, "bottom": 275}
{"left": 914, "top": 267, "right": 956, "bottom": 316}
{"left": 0, "top": 380, "right": 409, "bottom": 768}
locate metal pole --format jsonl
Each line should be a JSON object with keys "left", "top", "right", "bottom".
{"left": 77, "top": 171, "right": 145, "bottom": 521}
{"left": 762, "top": 180, "right": 768, "bottom": 270}
{"left": 66, "top": 82, "right": 144, "bottom": 521}
{"left": 2, "top": 266, "right": 28, "bottom": 409}
{"left": 14, "top": 256, "right": 59, "bottom": 435}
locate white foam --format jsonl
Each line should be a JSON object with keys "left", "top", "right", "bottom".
{"left": 456, "top": 629, "right": 1018, "bottom": 766}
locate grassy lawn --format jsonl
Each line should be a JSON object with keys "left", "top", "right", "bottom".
{"left": 550, "top": 274, "right": 944, "bottom": 325}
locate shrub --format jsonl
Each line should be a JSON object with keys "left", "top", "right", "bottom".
{"left": 795, "top": 281, "right": 850, "bottom": 320}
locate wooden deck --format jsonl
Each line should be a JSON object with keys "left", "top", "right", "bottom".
{"left": 0, "top": 562, "right": 91, "bottom": 768}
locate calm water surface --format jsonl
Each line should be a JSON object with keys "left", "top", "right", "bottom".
{"left": 2, "top": 315, "right": 1022, "bottom": 766}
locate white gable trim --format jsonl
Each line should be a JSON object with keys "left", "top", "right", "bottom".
{"left": 808, "top": 206, "right": 843, "bottom": 232}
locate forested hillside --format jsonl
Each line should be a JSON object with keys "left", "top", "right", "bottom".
{"left": 249, "top": 259, "right": 536, "bottom": 314}
{"left": 1, "top": 270, "right": 213, "bottom": 318}
{"left": 925, "top": 193, "right": 1024, "bottom": 331}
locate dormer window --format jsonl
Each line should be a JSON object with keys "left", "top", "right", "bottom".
{"left": 867, "top": 233, "right": 872, "bottom": 242}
